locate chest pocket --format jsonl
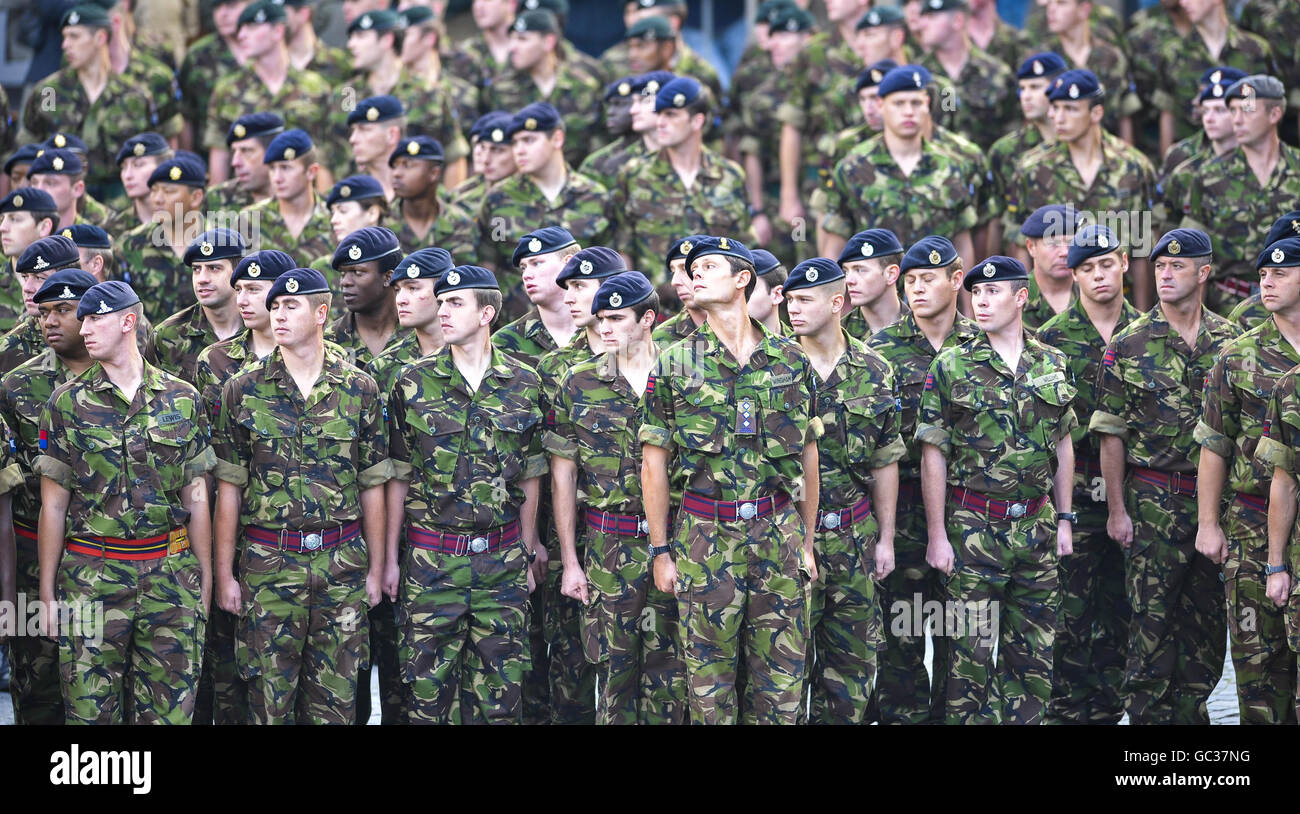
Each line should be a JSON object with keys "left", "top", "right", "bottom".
{"left": 1119, "top": 362, "right": 1188, "bottom": 435}
{"left": 488, "top": 404, "right": 541, "bottom": 486}
{"left": 239, "top": 412, "right": 299, "bottom": 489}
{"left": 671, "top": 381, "right": 728, "bottom": 454}
{"left": 409, "top": 409, "right": 465, "bottom": 486}
{"left": 311, "top": 414, "right": 361, "bottom": 490}
{"left": 69, "top": 428, "right": 121, "bottom": 481}
{"left": 897, "top": 368, "right": 929, "bottom": 435}
{"left": 839, "top": 394, "right": 893, "bottom": 464}
{"left": 1025, "top": 377, "right": 1077, "bottom": 445}
{"left": 949, "top": 379, "right": 1011, "bottom": 454}
{"left": 1228, "top": 368, "right": 1277, "bottom": 429}
{"left": 570, "top": 404, "right": 634, "bottom": 463}
{"left": 760, "top": 385, "right": 805, "bottom": 460}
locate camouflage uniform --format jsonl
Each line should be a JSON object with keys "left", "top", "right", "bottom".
{"left": 1256, "top": 366, "right": 1300, "bottom": 718}
{"left": 545, "top": 351, "right": 687, "bottom": 725}
{"left": 1024, "top": 2, "right": 1126, "bottom": 52}
{"left": 391, "top": 196, "right": 477, "bottom": 259}
{"left": 639, "top": 318, "right": 822, "bottom": 725}
{"left": 387, "top": 344, "right": 547, "bottom": 724}
{"left": 1021, "top": 275, "right": 1074, "bottom": 333}
{"left": 33, "top": 362, "right": 215, "bottom": 724}
{"left": 328, "top": 72, "right": 469, "bottom": 178}
{"left": 475, "top": 171, "right": 610, "bottom": 320}
{"left": 578, "top": 134, "right": 651, "bottom": 193}
{"left": 212, "top": 345, "right": 390, "bottom": 725}
{"left": 805, "top": 333, "right": 906, "bottom": 724}
{"left": 1036, "top": 298, "right": 1141, "bottom": 724}
{"left": 1089, "top": 304, "right": 1238, "bottom": 724}
{"left": 117, "top": 223, "right": 193, "bottom": 324}
{"left": 486, "top": 66, "right": 603, "bottom": 167}
{"left": 915, "top": 330, "right": 1078, "bottom": 725}
{"left": 977, "top": 18, "right": 1029, "bottom": 69}
{"left": 1197, "top": 318, "right": 1299, "bottom": 724}
{"left": 1228, "top": 293, "right": 1270, "bottom": 331}
{"left": 178, "top": 32, "right": 242, "bottom": 154}
{"left": 450, "top": 174, "right": 490, "bottom": 214}
{"left": 243, "top": 195, "right": 334, "bottom": 259}
{"left": 1181, "top": 145, "right": 1300, "bottom": 312}
{"left": 1238, "top": 0, "right": 1300, "bottom": 105}
{"left": 987, "top": 125, "right": 1047, "bottom": 237}
{"left": 612, "top": 149, "right": 749, "bottom": 287}
{"left": 205, "top": 66, "right": 336, "bottom": 172}
{"left": 842, "top": 299, "right": 911, "bottom": 344}
{"left": 205, "top": 180, "right": 264, "bottom": 217}
{"left": 1126, "top": 7, "right": 1182, "bottom": 157}
{"left": 1043, "top": 35, "right": 1142, "bottom": 134}
{"left": 491, "top": 308, "right": 566, "bottom": 366}
{"left": 0, "top": 317, "right": 46, "bottom": 377}
{"left": 650, "top": 309, "right": 703, "bottom": 351}
{"left": 918, "top": 47, "right": 1018, "bottom": 151}
{"left": 120, "top": 49, "right": 185, "bottom": 142}
{"left": 146, "top": 303, "right": 222, "bottom": 384}
{"left": 1147, "top": 25, "right": 1275, "bottom": 144}
{"left": 0, "top": 261, "right": 23, "bottom": 335}
{"left": 326, "top": 312, "right": 411, "bottom": 371}
{"left": 775, "top": 28, "right": 865, "bottom": 183}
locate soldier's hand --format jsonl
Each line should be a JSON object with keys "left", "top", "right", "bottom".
{"left": 365, "top": 570, "right": 382, "bottom": 608}
{"left": 926, "top": 536, "right": 955, "bottom": 576}
{"left": 531, "top": 545, "right": 550, "bottom": 589}
{"left": 653, "top": 554, "right": 677, "bottom": 595}
{"left": 383, "top": 560, "right": 400, "bottom": 603}
{"left": 778, "top": 196, "right": 805, "bottom": 229}
{"left": 802, "top": 545, "right": 819, "bottom": 584}
{"left": 874, "top": 539, "right": 895, "bottom": 581}
{"left": 217, "top": 577, "right": 242, "bottom": 615}
{"left": 527, "top": 565, "right": 538, "bottom": 594}
{"left": 561, "top": 562, "right": 589, "bottom": 603}
{"left": 39, "top": 590, "right": 58, "bottom": 640}
{"left": 1266, "top": 571, "right": 1291, "bottom": 608}
{"left": 1194, "top": 522, "right": 1228, "bottom": 565}
{"left": 1056, "top": 523, "right": 1073, "bottom": 557}
{"left": 751, "top": 214, "right": 774, "bottom": 247}
{"left": 1106, "top": 511, "right": 1134, "bottom": 548}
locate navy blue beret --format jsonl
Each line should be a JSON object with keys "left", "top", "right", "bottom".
{"left": 877, "top": 65, "right": 932, "bottom": 98}
{"left": 856, "top": 5, "right": 904, "bottom": 28}
{"left": 77, "top": 280, "right": 141, "bottom": 318}
{"left": 901, "top": 236, "right": 958, "bottom": 272}
{"left": 266, "top": 268, "right": 331, "bottom": 307}
{"left": 512, "top": 8, "right": 559, "bottom": 34}
{"left": 557, "top": 246, "right": 626, "bottom": 288}
{"left": 232, "top": 249, "right": 297, "bottom": 285}
{"left": 227, "top": 111, "right": 285, "bottom": 146}
{"left": 41, "top": 133, "right": 88, "bottom": 155}
{"left": 605, "top": 76, "right": 638, "bottom": 101}
{"left": 17, "top": 236, "right": 79, "bottom": 275}
{"left": 238, "top": 0, "right": 286, "bottom": 27}
{"left": 184, "top": 228, "right": 246, "bottom": 266}
{"left": 1067, "top": 224, "right": 1123, "bottom": 269}
{"left": 512, "top": 226, "right": 578, "bottom": 266}
{"left": 0, "top": 187, "right": 57, "bottom": 215}
{"left": 632, "top": 71, "right": 676, "bottom": 96}
{"left": 963, "top": 255, "right": 1029, "bottom": 291}
{"left": 436, "top": 264, "right": 499, "bottom": 294}
{"left": 685, "top": 235, "right": 753, "bottom": 269}
{"left": 148, "top": 156, "right": 206, "bottom": 187}
{"left": 59, "top": 223, "right": 111, "bottom": 248}
{"left": 1200, "top": 66, "right": 1248, "bottom": 86}
{"left": 333, "top": 226, "right": 402, "bottom": 269}
{"left": 5, "top": 144, "right": 41, "bottom": 174}
{"left": 1047, "top": 69, "right": 1104, "bottom": 101}
{"left": 1017, "top": 52, "right": 1067, "bottom": 81}
{"left": 348, "top": 95, "right": 405, "bottom": 127}
{"left": 1265, "top": 211, "right": 1300, "bottom": 248}
{"left": 390, "top": 247, "right": 455, "bottom": 285}
{"left": 856, "top": 60, "right": 899, "bottom": 93}
{"left": 784, "top": 257, "right": 844, "bottom": 293}
{"left": 1150, "top": 228, "right": 1213, "bottom": 261}
{"left": 29, "top": 149, "right": 82, "bottom": 177}
{"left": 348, "top": 9, "right": 400, "bottom": 33}
{"left": 751, "top": 249, "right": 782, "bottom": 278}
{"left": 920, "top": 0, "right": 967, "bottom": 13}
{"left": 1258, "top": 238, "right": 1300, "bottom": 270}
{"left": 840, "top": 228, "right": 904, "bottom": 265}
{"left": 655, "top": 76, "right": 702, "bottom": 112}
{"left": 1020, "top": 203, "right": 1080, "bottom": 238}
{"left": 507, "top": 102, "right": 563, "bottom": 136}
{"left": 390, "top": 136, "right": 445, "bottom": 166}
{"left": 34, "top": 268, "right": 99, "bottom": 304}
{"left": 115, "top": 132, "right": 169, "bottom": 164}
{"left": 1225, "top": 74, "right": 1286, "bottom": 102}
{"left": 327, "top": 174, "right": 386, "bottom": 208}
{"left": 665, "top": 233, "right": 707, "bottom": 271}
{"left": 471, "top": 111, "right": 513, "bottom": 143}
{"left": 592, "top": 271, "right": 655, "bottom": 313}
{"left": 627, "top": 15, "right": 674, "bottom": 40}
{"left": 263, "top": 129, "right": 313, "bottom": 164}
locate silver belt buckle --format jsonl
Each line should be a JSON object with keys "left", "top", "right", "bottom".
{"left": 1008, "top": 502, "right": 1027, "bottom": 519}
{"left": 738, "top": 502, "right": 757, "bottom": 520}
{"left": 469, "top": 536, "right": 489, "bottom": 554}
{"left": 637, "top": 517, "right": 649, "bottom": 535}
{"left": 303, "top": 532, "right": 322, "bottom": 551}
{"left": 822, "top": 512, "right": 841, "bottom": 530}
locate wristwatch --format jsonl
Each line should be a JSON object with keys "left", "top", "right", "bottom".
{"left": 1056, "top": 512, "right": 1078, "bottom": 524}
{"left": 525, "top": 547, "right": 538, "bottom": 564}
{"left": 1265, "top": 563, "right": 1289, "bottom": 576}
{"left": 747, "top": 204, "right": 766, "bottom": 218}
{"left": 648, "top": 544, "right": 672, "bottom": 558}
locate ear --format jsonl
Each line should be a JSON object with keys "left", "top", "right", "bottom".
{"left": 1197, "top": 261, "right": 1213, "bottom": 284}
{"left": 1090, "top": 103, "right": 1105, "bottom": 124}
{"left": 770, "top": 284, "right": 784, "bottom": 306}
{"left": 885, "top": 263, "right": 901, "bottom": 286}
{"left": 949, "top": 269, "right": 964, "bottom": 290}
{"left": 73, "top": 179, "right": 86, "bottom": 199}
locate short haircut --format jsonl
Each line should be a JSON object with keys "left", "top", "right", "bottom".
{"left": 1010, "top": 279, "right": 1029, "bottom": 295}
{"left": 872, "top": 251, "right": 904, "bottom": 271}
{"left": 86, "top": 246, "right": 114, "bottom": 277}
{"left": 685, "top": 85, "right": 714, "bottom": 126}
{"left": 631, "top": 289, "right": 661, "bottom": 323}
{"left": 757, "top": 265, "right": 786, "bottom": 290}
{"left": 474, "top": 287, "right": 503, "bottom": 327}
{"left": 727, "top": 255, "right": 757, "bottom": 300}
{"left": 306, "top": 291, "right": 333, "bottom": 313}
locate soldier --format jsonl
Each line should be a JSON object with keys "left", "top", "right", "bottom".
{"left": 1017, "top": 204, "right": 1079, "bottom": 331}
{"left": 1229, "top": 212, "right": 1300, "bottom": 332}
{"left": 578, "top": 77, "right": 640, "bottom": 189}
{"left": 650, "top": 234, "right": 709, "bottom": 350}
{"left": 280, "top": 0, "right": 351, "bottom": 82}
{"left": 0, "top": 268, "right": 100, "bottom": 725}
{"left": 1196, "top": 236, "right": 1300, "bottom": 725}
{"left": 989, "top": 53, "right": 1066, "bottom": 255}
{"left": 1157, "top": 67, "right": 1246, "bottom": 188}
{"left": 459, "top": 0, "right": 517, "bottom": 85}
{"left": 475, "top": 103, "right": 610, "bottom": 320}
{"left": 4, "top": 145, "right": 41, "bottom": 194}
{"left": 1006, "top": 69, "right": 1157, "bottom": 310}
{"left": 61, "top": 224, "right": 117, "bottom": 285}
{"left": 98, "top": 2, "right": 184, "bottom": 155}
{"left": 206, "top": 113, "right": 283, "bottom": 216}
{"left": 726, "top": 0, "right": 784, "bottom": 150}
{"left": 212, "top": 267, "right": 389, "bottom": 725}
{"left": 1041, "top": 0, "right": 1139, "bottom": 140}
{"left": 315, "top": 175, "right": 388, "bottom": 283}
{"left": 1036, "top": 224, "right": 1139, "bottom": 724}
{"left": 389, "top": 135, "right": 476, "bottom": 259}
{"left": 0, "top": 236, "right": 83, "bottom": 375}
{"left": 147, "top": 228, "right": 248, "bottom": 384}
{"left": 371, "top": 248, "right": 455, "bottom": 404}
{"left": 240, "top": 130, "right": 333, "bottom": 261}
{"left": 493, "top": 227, "right": 579, "bottom": 364}
{"left": 35, "top": 280, "right": 215, "bottom": 724}
{"left": 548, "top": 270, "right": 687, "bottom": 724}
{"left": 37, "top": 134, "right": 127, "bottom": 233}
{"left": 1183, "top": 76, "right": 1300, "bottom": 315}
{"left": 0, "top": 189, "right": 58, "bottom": 337}
{"left": 178, "top": 0, "right": 246, "bottom": 156}
{"left": 399, "top": 5, "right": 482, "bottom": 132}
{"left": 747, "top": 250, "right": 787, "bottom": 336}
{"left": 328, "top": 226, "right": 408, "bottom": 370}
{"left": 965, "top": 0, "right": 1026, "bottom": 67}
{"left": 452, "top": 111, "right": 517, "bottom": 213}
{"left": 640, "top": 235, "right": 822, "bottom": 725}
{"left": 867, "top": 236, "right": 978, "bottom": 723}
{"left": 579, "top": 71, "right": 672, "bottom": 191}
{"left": 487, "top": 10, "right": 602, "bottom": 167}
{"left": 1090, "top": 228, "right": 1237, "bottom": 724}
{"left": 24, "top": 150, "right": 114, "bottom": 235}
{"left": 19, "top": 6, "right": 159, "bottom": 199}
{"left": 205, "top": 0, "right": 334, "bottom": 186}
{"left": 613, "top": 77, "right": 748, "bottom": 302}
{"left": 838, "top": 228, "right": 907, "bottom": 340}
{"left": 915, "top": 0, "right": 1016, "bottom": 151}
{"left": 512, "top": 0, "right": 609, "bottom": 89}
{"left": 621, "top": 15, "right": 724, "bottom": 109}
{"left": 917, "top": 254, "right": 1077, "bottom": 725}
{"left": 118, "top": 154, "right": 209, "bottom": 323}
{"left": 1158, "top": 69, "right": 1244, "bottom": 235}
{"left": 603, "top": 0, "right": 718, "bottom": 89}
{"left": 115, "top": 132, "right": 173, "bottom": 232}
{"left": 820, "top": 66, "right": 977, "bottom": 267}
{"left": 387, "top": 263, "right": 547, "bottom": 724}
{"left": 783, "top": 257, "right": 903, "bottom": 724}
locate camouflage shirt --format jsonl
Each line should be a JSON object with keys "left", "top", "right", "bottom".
{"left": 33, "top": 361, "right": 215, "bottom": 538}
{"left": 577, "top": 134, "right": 650, "bottom": 193}
{"left": 1256, "top": 364, "right": 1300, "bottom": 573}
{"left": 365, "top": 330, "right": 427, "bottom": 411}
{"left": 0, "top": 261, "right": 22, "bottom": 334}
{"left": 1022, "top": 275, "right": 1077, "bottom": 333}
{"left": 146, "top": 303, "right": 222, "bottom": 385}
{"left": 536, "top": 330, "right": 595, "bottom": 404}
{"left": 492, "top": 308, "right": 569, "bottom": 366}
{"left": 1228, "top": 293, "right": 1270, "bottom": 331}
{"left": 0, "top": 348, "right": 77, "bottom": 524}
{"left": 1090, "top": 304, "right": 1240, "bottom": 472}
{"left": 212, "top": 344, "right": 391, "bottom": 529}
{"left": 391, "top": 195, "right": 477, "bottom": 259}
{"left": 205, "top": 65, "right": 335, "bottom": 170}
{"left": 842, "top": 299, "right": 910, "bottom": 343}
{"left": 328, "top": 70, "right": 469, "bottom": 177}
{"left": 0, "top": 316, "right": 45, "bottom": 377}
{"left": 639, "top": 317, "right": 823, "bottom": 503}
{"left": 178, "top": 32, "right": 242, "bottom": 154}
{"left": 486, "top": 64, "right": 603, "bottom": 167}
{"left": 117, "top": 222, "right": 192, "bottom": 323}
{"left": 918, "top": 46, "right": 1018, "bottom": 151}
{"left": 651, "top": 309, "right": 703, "bottom": 352}
{"left": 120, "top": 48, "right": 184, "bottom": 140}
{"left": 775, "top": 29, "right": 862, "bottom": 152}
{"left": 388, "top": 343, "right": 547, "bottom": 531}
{"left": 326, "top": 312, "right": 410, "bottom": 371}
{"left": 450, "top": 174, "right": 491, "bottom": 213}
{"left": 1148, "top": 23, "right": 1275, "bottom": 143}
{"left": 1044, "top": 35, "right": 1142, "bottom": 130}
{"left": 1024, "top": 3, "right": 1126, "bottom": 52}
{"left": 916, "top": 330, "right": 1078, "bottom": 500}
{"left": 243, "top": 195, "right": 334, "bottom": 259}
{"left": 204, "top": 179, "right": 265, "bottom": 217}
{"left": 194, "top": 329, "right": 262, "bottom": 416}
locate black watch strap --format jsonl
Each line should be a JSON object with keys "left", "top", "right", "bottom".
{"left": 649, "top": 544, "right": 672, "bottom": 558}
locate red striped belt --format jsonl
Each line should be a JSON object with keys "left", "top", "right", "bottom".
{"left": 585, "top": 508, "right": 649, "bottom": 537}
{"left": 407, "top": 519, "right": 520, "bottom": 556}
{"left": 898, "top": 479, "right": 920, "bottom": 502}
{"left": 66, "top": 527, "right": 188, "bottom": 560}
{"left": 1077, "top": 457, "right": 1103, "bottom": 478}
{"left": 950, "top": 487, "right": 1049, "bottom": 521}
{"left": 817, "top": 495, "right": 872, "bottom": 532}
{"left": 13, "top": 518, "right": 35, "bottom": 547}
{"left": 1212, "top": 276, "right": 1254, "bottom": 301}
{"left": 245, "top": 520, "right": 361, "bottom": 553}
{"left": 681, "top": 491, "right": 791, "bottom": 522}
{"left": 1131, "top": 466, "right": 1197, "bottom": 497}
{"left": 1234, "top": 492, "right": 1268, "bottom": 513}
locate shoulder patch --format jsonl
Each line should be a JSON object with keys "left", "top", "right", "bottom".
{"left": 923, "top": 371, "right": 935, "bottom": 391}
{"left": 38, "top": 429, "right": 47, "bottom": 450}
{"left": 645, "top": 373, "right": 655, "bottom": 396}
{"left": 1262, "top": 418, "right": 1271, "bottom": 438}
{"left": 1103, "top": 347, "right": 1117, "bottom": 367}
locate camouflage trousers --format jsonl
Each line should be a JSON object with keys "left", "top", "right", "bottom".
{"left": 7, "top": 525, "right": 63, "bottom": 724}
{"left": 1122, "top": 480, "right": 1225, "bottom": 725}
{"left": 58, "top": 546, "right": 207, "bottom": 725}
{"left": 1224, "top": 500, "right": 1296, "bottom": 725}
{"left": 400, "top": 541, "right": 531, "bottom": 724}
{"left": 194, "top": 607, "right": 247, "bottom": 725}
{"left": 544, "top": 557, "right": 597, "bottom": 725}
{"left": 674, "top": 501, "right": 809, "bottom": 725}
{"left": 522, "top": 583, "right": 551, "bottom": 724}
{"left": 355, "top": 597, "right": 410, "bottom": 725}
{"left": 873, "top": 488, "right": 950, "bottom": 724}
{"left": 580, "top": 525, "right": 687, "bottom": 725}
{"left": 1047, "top": 474, "right": 1129, "bottom": 724}
{"left": 946, "top": 503, "right": 1059, "bottom": 725}
{"left": 236, "top": 536, "right": 371, "bottom": 725}
{"left": 805, "top": 512, "right": 882, "bottom": 725}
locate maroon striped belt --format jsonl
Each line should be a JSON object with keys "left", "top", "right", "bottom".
{"left": 1213, "top": 276, "right": 1254, "bottom": 301}
{"left": 950, "top": 487, "right": 1049, "bottom": 521}
{"left": 1234, "top": 493, "right": 1268, "bottom": 513}
{"left": 1131, "top": 466, "right": 1197, "bottom": 497}
{"left": 1077, "top": 457, "right": 1103, "bottom": 479}
{"left": 245, "top": 520, "right": 361, "bottom": 553}
{"left": 585, "top": 508, "right": 649, "bottom": 537}
{"left": 681, "top": 491, "right": 791, "bottom": 522}
{"left": 13, "top": 517, "right": 35, "bottom": 548}
{"left": 407, "top": 519, "right": 520, "bottom": 556}
{"left": 817, "top": 495, "right": 872, "bottom": 532}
